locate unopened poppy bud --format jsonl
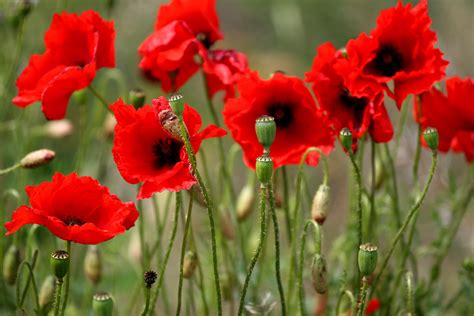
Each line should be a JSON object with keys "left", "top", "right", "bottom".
{"left": 129, "top": 88, "right": 146, "bottom": 109}
{"left": 144, "top": 270, "right": 157, "bottom": 288}
{"left": 423, "top": 127, "right": 439, "bottom": 151}
{"left": 168, "top": 93, "right": 185, "bottom": 116}
{"left": 39, "top": 275, "right": 55, "bottom": 310}
{"left": 462, "top": 258, "right": 474, "bottom": 279}
{"left": 92, "top": 292, "right": 114, "bottom": 316}
{"left": 358, "top": 243, "right": 378, "bottom": 276}
{"left": 50, "top": 250, "right": 70, "bottom": 280}
{"left": 3, "top": 245, "right": 21, "bottom": 285}
{"left": 237, "top": 185, "right": 255, "bottom": 221}
{"left": 103, "top": 113, "right": 116, "bottom": 138}
{"left": 220, "top": 212, "right": 235, "bottom": 240}
{"left": 311, "top": 254, "right": 328, "bottom": 294}
{"left": 84, "top": 246, "right": 102, "bottom": 285}
{"left": 220, "top": 273, "right": 234, "bottom": 301}
{"left": 255, "top": 115, "right": 276, "bottom": 150}
{"left": 45, "top": 120, "right": 74, "bottom": 139}
{"left": 256, "top": 155, "right": 273, "bottom": 184}
{"left": 20, "top": 149, "right": 55, "bottom": 169}
{"left": 311, "top": 184, "right": 330, "bottom": 225}
{"left": 73, "top": 88, "right": 87, "bottom": 105}
{"left": 339, "top": 128, "right": 353, "bottom": 152}
{"left": 183, "top": 251, "right": 198, "bottom": 278}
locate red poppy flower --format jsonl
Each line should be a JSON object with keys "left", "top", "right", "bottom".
{"left": 223, "top": 71, "right": 334, "bottom": 169}
{"left": 306, "top": 42, "right": 393, "bottom": 143}
{"left": 4, "top": 173, "right": 138, "bottom": 245}
{"left": 365, "top": 298, "right": 381, "bottom": 315}
{"left": 138, "top": 21, "right": 202, "bottom": 93}
{"left": 12, "top": 11, "right": 115, "bottom": 120}
{"left": 202, "top": 49, "right": 249, "bottom": 101}
{"left": 155, "top": 0, "right": 223, "bottom": 47}
{"left": 415, "top": 77, "right": 474, "bottom": 162}
{"left": 111, "top": 97, "right": 226, "bottom": 199}
{"left": 335, "top": 0, "right": 448, "bottom": 107}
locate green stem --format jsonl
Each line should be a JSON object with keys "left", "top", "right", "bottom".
{"left": 59, "top": 241, "right": 71, "bottom": 315}
{"left": 281, "top": 166, "right": 292, "bottom": 242}
{"left": 149, "top": 192, "right": 181, "bottom": 315}
{"left": 176, "top": 189, "right": 194, "bottom": 316}
{"left": 16, "top": 261, "right": 40, "bottom": 313}
{"left": 355, "top": 276, "right": 369, "bottom": 316}
{"left": 405, "top": 272, "right": 414, "bottom": 316}
{"left": 141, "top": 287, "right": 151, "bottom": 316}
{"left": 394, "top": 96, "right": 410, "bottom": 153}
{"left": 335, "top": 290, "right": 355, "bottom": 316}
{"left": 137, "top": 192, "right": 148, "bottom": 273}
{"left": 177, "top": 117, "right": 222, "bottom": 315}
{"left": 412, "top": 125, "right": 422, "bottom": 184}
{"left": 348, "top": 150, "right": 363, "bottom": 247}
{"left": 196, "top": 258, "right": 210, "bottom": 316}
{"left": 371, "top": 151, "right": 438, "bottom": 295}
{"left": 18, "top": 249, "right": 38, "bottom": 307}
{"left": 267, "top": 181, "right": 286, "bottom": 315}
{"left": 368, "top": 140, "right": 376, "bottom": 241}
{"left": 298, "top": 220, "right": 321, "bottom": 316}
{"left": 53, "top": 279, "right": 63, "bottom": 316}
{"left": 237, "top": 184, "right": 267, "bottom": 316}
{"left": 0, "top": 163, "right": 21, "bottom": 175}
{"left": 88, "top": 85, "right": 111, "bottom": 111}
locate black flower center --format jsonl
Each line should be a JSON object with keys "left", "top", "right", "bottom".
{"left": 152, "top": 138, "right": 182, "bottom": 169}
{"left": 63, "top": 216, "right": 86, "bottom": 226}
{"left": 267, "top": 104, "right": 293, "bottom": 129}
{"left": 340, "top": 88, "right": 368, "bottom": 130}
{"left": 367, "top": 45, "right": 404, "bottom": 77}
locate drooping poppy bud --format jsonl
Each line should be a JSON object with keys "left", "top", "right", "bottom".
{"left": 50, "top": 250, "right": 70, "bottom": 280}
{"left": 311, "top": 184, "right": 330, "bottom": 225}
{"left": 256, "top": 155, "right": 273, "bottom": 184}
{"left": 183, "top": 251, "right": 198, "bottom": 279}
{"left": 3, "top": 244, "right": 21, "bottom": 285}
{"left": 423, "top": 127, "right": 439, "bottom": 151}
{"left": 168, "top": 94, "right": 185, "bottom": 116}
{"left": 255, "top": 115, "right": 276, "bottom": 150}
{"left": 339, "top": 128, "right": 353, "bottom": 152}
{"left": 358, "top": 243, "right": 378, "bottom": 276}
{"left": 20, "top": 149, "right": 55, "bottom": 169}
{"left": 220, "top": 211, "right": 235, "bottom": 240}
{"left": 92, "top": 292, "right": 114, "bottom": 316}
{"left": 237, "top": 185, "right": 255, "bottom": 222}
{"left": 45, "top": 120, "right": 74, "bottom": 139}
{"left": 311, "top": 254, "right": 328, "bottom": 294}
{"left": 39, "top": 275, "right": 55, "bottom": 311}
{"left": 84, "top": 246, "right": 102, "bottom": 285}
{"left": 129, "top": 88, "right": 146, "bottom": 109}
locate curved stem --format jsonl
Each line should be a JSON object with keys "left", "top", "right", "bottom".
{"left": 176, "top": 189, "right": 194, "bottom": 316}
{"left": 237, "top": 184, "right": 267, "bottom": 316}
{"left": 18, "top": 249, "right": 38, "bottom": 307}
{"left": 149, "top": 192, "right": 181, "bottom": 315}
{"left": 177, "top": 117, "right": 222, "bottom": 315}
{"left": 0, "top": 163, "right": 21, "bottom": 175}
{"left": 141, "top": 287, "right": 151, "bottom": 316}
{"left": 16, "top": 261, "right": 40, "bottom": 313}
{"left": 88, "top": 85, "right": 111, "bottom": 111}
{"left": 371, "top": 151, "right": 438, "bottom": 295}
{"left": 59, "top": 241, "right": 71, "bottom": 315}
{"left": 267, "top": 181, "right": 286, "bottom": 315}
{"left": 335, "top": 290, "right": 355, "bottom": 316}
{"left": 298, "top": 220, "right": 321, "bottom": 316}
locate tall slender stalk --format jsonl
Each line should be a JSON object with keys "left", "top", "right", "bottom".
{"left": 59, "top": 241, "right": 71, "bottom": 315}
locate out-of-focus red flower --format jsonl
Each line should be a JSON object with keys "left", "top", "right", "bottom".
{"left": 415, "top": 77, "right": 474, "bottom": 162}
{"left": 12, "top": 11, "right": 115, "bottom": 120}
{"left": 202, "top": 49, "right": 249, "bottom": 101}
{"left": 4, "top": 173, "right": 138, "bottom": 245}
{"left": 138, "top": 21, "right": 202, "bottom": 93}
{"left": 306, "top": 42, "right": 393, "bottom": 143}
{"left": 223, "top": 71, "right": 334, "bottom": 169}
{"left": 111, "top": 97, "right": 226, "bottom": 199}
{"left": 365, "top": 298, "right": 381, "bottom": 315}
{"left": 335, "top": 0, "right": 448, "bottom": 107}
{"left": 155, "top": 0, "right": 223, "bottom": 47}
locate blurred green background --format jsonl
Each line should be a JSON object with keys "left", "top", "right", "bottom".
{"left": 0, "top": 0, "right": 473, "bottom": 315}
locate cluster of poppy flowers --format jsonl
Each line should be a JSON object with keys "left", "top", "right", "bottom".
{"left": 5, "top": 0, "right": 473, "bottom": 248}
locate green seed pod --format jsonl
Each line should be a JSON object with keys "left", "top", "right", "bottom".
{"left": 39, "top": 275, "right": 55, "bottom": 311}
{"left": 92, "top": 292, "right": 114, "bottom": 316}
{"left": 50, "top": 250, "right": 70, "bottom": 280}
{"left": 311, "top": 254, "right": 328, "bottom": 294}
{"left": 168, "top": 94, "right": 185, "bottom": 116}
{"left": 358, "top": 243, "right": 378, "bottom": 276}
{"left": 237, "top": 185, "right": 255, "bottom": 222}
{"left": 423, "top": 127, "right": 439, "bottom": 151}
{"left": 144, "top": 270, "right": 157, "bottom": 288}
{"left": 311, "top": 184, "right": 330, "bottom": 225}
{"left": 84, "top": 246, "right": 102, "bottom": 285}
{"left": 256, "top": 155, "right": 273, "bottom": 184}
{"left": 339, "top": 128, "right": 353, "bottom": 152}
{"left": 3, "top": 244, "right": 21, "bottom": 285}
{"left": 129, "top": 88, "right": 146, "bottom": 109}
{"left": 183, "top": 251, "right": 198, "bottom": 279}
{"left": 255, "top": 115, "right": 276, "bottom": 149}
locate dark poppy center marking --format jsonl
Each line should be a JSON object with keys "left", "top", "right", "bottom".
{"left": 267, "top": 104, "right": 293, "bottom": 129}
{"left": 63, "top": 216, "right": 86, "bottom": 226}
{"left": 152, "top": 138, "right": 182, "bottom": 169}
{"left": 367, "top": 45, "right": 404, "bottom": 77}
{"left": 197, "top": 33, "right": 212, "bottom": 49}
{"left": 340, "top": 88, "right": 368, "bottom": 130}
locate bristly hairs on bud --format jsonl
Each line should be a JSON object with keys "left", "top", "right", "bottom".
{"left": 168, "top": 93, "right": 185, "bottom": 116}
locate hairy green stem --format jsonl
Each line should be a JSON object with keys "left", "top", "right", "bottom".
{"left": 16, "top": 261, "right": 40, "bottom": 313}
{"left": 18, "top": 249, "right": 38, "bottom": 308}
{"left": 59, "top": 241, "right": 71, "bottom": 315}
{"left": 267, "top": 181, "right": 286, "bottom": 315}
{"left": 53, "top": 279, "right": 63, "bottom": 316}
{"left": 335, "top": 290, "right": 355, "bottom": 316}
{"left": 0, "top": 163, "right": 21, "bottom": 175}
{"left": 281, "top": 166, "right": 292, "bottom": 242}
{"left": 368, "top": 140, "right": 376, "bottom": 241}
{"left": 355, "top": 276, "right": 369, "bottom": 316}
{"left": 141, "top": 287, "right": 151, "bottom": 316}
